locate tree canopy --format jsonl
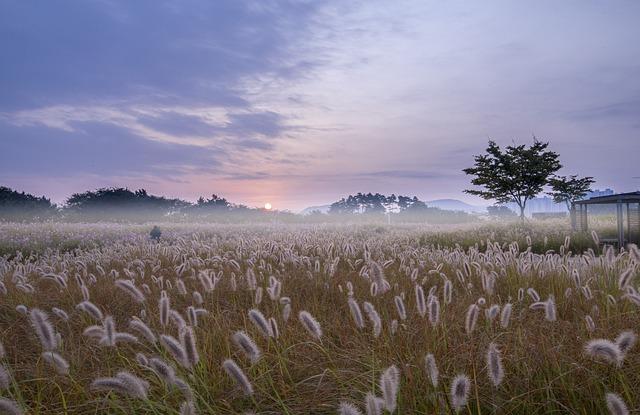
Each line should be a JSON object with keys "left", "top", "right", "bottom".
{"left": 547, "top": 175, "right": 595, "bottom": 210}
{"left": 463, "top": 140, "right": 561, "bottom": 220}
{"left": 0, "top": 186, "right": 57, "bottom": 221}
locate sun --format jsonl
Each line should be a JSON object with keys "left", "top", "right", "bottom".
{"left": 264, "top": 202, "right": 272, "bottom": 210}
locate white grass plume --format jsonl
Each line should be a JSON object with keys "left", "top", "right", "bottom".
{"left": 486, "top": 343, "right": 504, "bottom": 387}
{"left": 394, "top": 296, "right": 406, "bottom": 321}
{"left": 159, "top": 295, "right": 170, "bottom": 327}
{"left": 450, "top": 374, "right": 471, "bottom": 413}
{"left": 415, "top": 284, "right": 426, "bottom": 317}
{"left": 500, "top": 303, "right": 512, "bottom": 328}
{"left": 605, "top": 392, "right": 629, "bottom": 415}
{"left": 180, "top": 400, "right": 197, "bottom": 415}
{"left": 41, "top": 351, "right": 69, "bottom": 375}
{"left": 222, "top": 359, "right": 253, "bottom": 396}
{"left": 115, "top": 279, "right": 146, "bottom": 303}
{"left": 584, "top": 339, "right": 622, "bottom": 366}
{"left": 379, "top": 365, "right": 399, "bottom": 413}
{"left": 0, "top": 365, "right": 12, "bottom": 390}
{"left": 615, "top": 331, "right": 637, "bottom": 355}
{"left": 338, "top": 402, "right": 363, "bottom": 415}
{"left": 424, "top": 353, "right": 438, "bottom": 387}
{"left": 618, "top": 269, "right": 634, "bottom": 290}
{"left": 160, "top": 334, "right": 188, "bottom": 368}
{"left": 428, "top": 296, "right": 440, "bottom": 327}
{"left": 232, "top": 331, "right": 261, "bottom": 364}
{"left": 76, "top": 301, "right": 103, "bottom": 321}
{"left": 148, "top": 356, "right": 176, "bottom": 384}
{"left": 129, "top": 317, "right": 157, "bottom": 344}
{"left": 29, "top": 308, "right": 57, "bottom": 351}
{"left": 52, "top": 307, "right": 69, "bottom": 321}
{"left": 363, "top": 302, "right": 382, "bottom": 338}
{"left": 248, "top": 309, "right": 272, "bottom": 338}
{"left": 544, "top": 297, "right": 557, "bottom": 322}
{"left": 299, "top": 311, "right": 322, "bottom": 340}
{"left": 180, "top": 326, "right": 199, "bottom": 367}
{"left": 365, "top": 393, "right": 384, "bottom": 415}
{"left": 348, "top": 298, "right": 365, "bottom": 329}
{"left": 0, "top": 398, "right": 23, "bottom": 415}
{"left": 465, "top": 304, "right": 479, "bottom": 335}
{"left": 91, "top": 371, "right": 149, "bottom": 399}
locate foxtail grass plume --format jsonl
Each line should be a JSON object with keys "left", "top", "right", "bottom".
{"left": 29, "top": 309, "right": 58, "bottom": 351}
{"left": 415, "top": 284, "right": 426, "bottom": 317}
{"left": 544, "top": 297, "right": 557, "bottom": 322}
{"left": 486, "top": 343, "right": 504, "bottom": 387}
{"left": 584, "top": 339, "right": 622, "bottom": 366}
{"left": 348, "top": 298, "right": 365, "bottom": 329}
{"left": 298, "top": 311, "right": 322, "bottom": 340}
{"left": 379, "top": 365, "right": 399, "bottom": 413}
{"left": 424, "top": 353, "right": 438, "bottom": 387}
{"left": 450, "top": 374, "right": 470, "bottom": 413}
{"left": 365, "top": 393, "right": 384, "bottom": 415}
{"left": 180, "top": 400, "right": 197, "bottom": 415}
{"left": 428, "top": 296, "right": 440, "bottom": 326}
{"left": 148, "top": 357, "right": 176, "bottom": 384}
{"left": 465, "top": 304, "right": 479, "bottom": 335}
{"left": 222, "top": 359, "right": 253, "bottom": 396}
{"left": 363, "top": 302, "right": 382, "bottom": 338}
{"left": 232, "top": 331, "right": 261, "bottom": 364}
{"left": 615, "top": 331, "right": 636, "bottom": 355}
{"left": 585, "top": 315, "right": 596, "bottom": 332}
{"left": 76, "top": 301, "right": 103, "bottom": 321}
{"left": 180, "top": 326, "right": 199, "bottom": 367}
{"left": 248, "top": 309, "right": 272, "bottom": 338}
{"left": 394, "top": 296, "right": 406, "bottom": 321}
{"left": 500, "top": 303, "right": 512, "bottom": 328}
{"left": 91, "top": 371, "right": 149, "bottom": 399}
{"left": 159, "top": 295, "right": 170, "bottom": 327}
{"left": 338, "top": 402, "right": 363, "bottom": 415}
{"left": 115, "top": 279, "right": 146, "bottom": 303}
{"left": 41, "top": 351, "right": 69, "bottom": 375}
{"left": 605, "top": 392, "right": 629, "bottom": 415}
{"left": 129, "top": 317, "right": 157, "bottom": 344}
{"left": 618, "top": 269, "right": 634, "bottom": 290}
{"left": 0, "top": 398, "right": 23, "bottom": 415}
{"left": 160, "top": 334, "right": 188, "bottom": 368}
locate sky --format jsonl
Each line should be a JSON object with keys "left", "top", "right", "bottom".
{"left": 1, "top": 0, "right": 639, "bottom": 211}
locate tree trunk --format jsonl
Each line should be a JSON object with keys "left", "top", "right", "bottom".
{"left": 519, "top": 205, "right": 526, "bottom": 223}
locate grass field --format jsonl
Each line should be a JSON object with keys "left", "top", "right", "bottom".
{"left": 0, "top": 222, "right": 638, "bottom": 414}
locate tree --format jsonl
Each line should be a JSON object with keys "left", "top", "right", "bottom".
{"left": 463, "top": 139, "right": 561, "bottom": 221}
{"left": 0, "top": 186, "right": 57, "bottom": 221}
{"left": 547, "top": 175, "right": 594, "bottom": 210}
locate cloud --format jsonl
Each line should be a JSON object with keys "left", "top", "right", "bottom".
{"left": 0, "top": 0, "right": 325, "bottom": 111}
{"left": 0, "top": 120, "right": 217, "bottom": 177}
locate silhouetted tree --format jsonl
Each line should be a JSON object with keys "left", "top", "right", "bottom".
{"left": 0, "top": 186, "right": 57, "bottom": 221}
{"left": 463, "top": 139, "right": 561, "bottom": 222}
{"left": 64, "top": 187, "right": 187, "bottom": 222}
{"left": 547, "top": 175, "right": 595, "bottom": 210}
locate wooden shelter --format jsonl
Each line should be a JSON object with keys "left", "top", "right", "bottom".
{"left": 571, "top": 191, "right": 640, "bottom": 248}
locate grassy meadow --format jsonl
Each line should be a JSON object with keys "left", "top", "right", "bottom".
{"left": 0, "top": 221, "right": 638, "bottom": 414}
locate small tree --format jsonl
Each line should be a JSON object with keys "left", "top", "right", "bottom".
{"left": 547, "top": 175, "right": 594, "bottom": 210}
{"left": 463, "top": 139, "right": 561, "bottom": 222}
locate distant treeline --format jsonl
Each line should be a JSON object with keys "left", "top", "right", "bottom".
{"left": 0, "top": 186, "right": 475, "bottom": 224}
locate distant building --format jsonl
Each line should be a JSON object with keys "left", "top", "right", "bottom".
{"left": 503, "top": 189, "right": 615, "bottom": 217}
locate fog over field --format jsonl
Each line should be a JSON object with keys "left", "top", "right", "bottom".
{"left": 1, "top": 1, "right": 640, "bottom": 414}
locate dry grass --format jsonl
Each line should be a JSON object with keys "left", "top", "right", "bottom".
{"left": 0, "top": 222, "right": 638, "bottom": 414}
